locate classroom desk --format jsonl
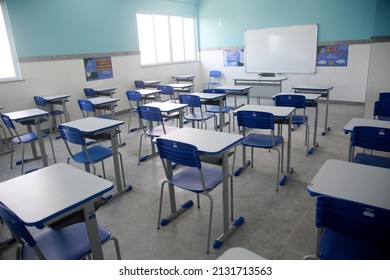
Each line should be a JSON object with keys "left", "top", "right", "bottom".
{"left": 144, "top": 101, "right": 188, "bottom": 128}
{"left": 143, "top": 80, "right": 162, "bottom": 88}
{"left": 93, "top": 87, "right": 117, "bottom": 97}
{"left": 42, "top": 94, "right": 71, "bottom": 122}
{"left": 60, "top": 117, "right": 131, "bottom": 197}
{"left": 158, "top": 127, "right": 244, "bottom": 249}
{"left": 171, "top": 74, "right": 195, "bottom": 83}
{"left": 88, "top": 97, "right": 120, "bottom": 119}
{"left": 234, "top": 77, "right": 288, "bottom": 103}
{"left": 292, "top": 85, "right": 334, "bottom": 136}
{"left": 137, "top": 89, "right": 162, "bottom": 101}
{"left": 343, "top": 118, "right": 390, "bottom": 161}
{"left": 307, "top": 159, "right": 390, "bottom": 256}
{"left": 217, "top": 247, "right": 265, "bottom": 260}
{"left": 234, "top": 105, "right": 295, "bottom": 185}
{"left": 4, "top": 108, "right": 51, "bottom": 168}
{"left": 0, "top": 163, "right": 113, "bottom": 259}
{"left": 273, "top": 93, "right": 322, "bottom": 155}
{"left": 190, "top": 92, "right": 227, "bottom": 132}
{"left": 165, "top": 83, "right": 194, "bottom": 93}
{"left": 214, "top": 85, "right": 253, "bottom": 108}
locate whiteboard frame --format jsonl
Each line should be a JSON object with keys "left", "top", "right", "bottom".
{"left": 245, "top": 24, "right": 318, "bottom": 74}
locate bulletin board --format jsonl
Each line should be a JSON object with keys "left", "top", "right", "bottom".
{"left": 84, "top": 57, "right": 113, "bottom": 81}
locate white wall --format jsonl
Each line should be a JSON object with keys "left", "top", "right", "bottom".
{"left": 0, "top": 55, "right": 201, "bottom": 133}
{"left": 200, "top": 44, "right": 371, "bottom": 103}
{"left": 364, "top": 42, "right": 390, "bottom": 117}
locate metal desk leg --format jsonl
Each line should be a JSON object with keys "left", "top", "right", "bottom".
{"left": 322, "top": 91, "right": 331, "bottom": 135}
{"left": 308, "top": 100, "right": 319, "bottom": 155}
{"left": 279, "top": 116, "right": 293, "bottom": 185}
{"left": 82, "top": 202, "right": 104, "bottom": 260}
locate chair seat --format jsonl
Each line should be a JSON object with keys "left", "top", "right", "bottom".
{"left": 72, "top": 145, "right": 113, "bottom": 164}
{"left": 206, "top": 105, "right": 233, "bottom": 113}
{"left": 171, "top": 166, "right": 223, "bottom": 192}
{"left": 242, "top": 133, "right": 283, "bottom": 149}
{"left": 21, "top": 223, "right": 111, "bottom": 260}
{"left": 146, "top": 125, "right": 179, "bottom": 138}
{"left": 292, "top": 115, "right": 308, "bottom": 125}
{"left": 319, "top": 228, "right": 388, "bottom": 260}
{"left": 185, "top": 112, "right": 215, "bottom": 121}
{"left": 11, "top": 132, "right": 38, "bottom": 144}
{"left": 353, "top": 153, "right": 390, "bottom": 169}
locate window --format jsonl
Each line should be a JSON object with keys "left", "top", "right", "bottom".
{"left": 0, "top": 0, "right": 21, "bottom": 82}
{"left": 136, "top": 13, "right": 197, "bottom": 65}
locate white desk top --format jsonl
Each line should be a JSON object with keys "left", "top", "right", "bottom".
{"left": 273, "top": 92, "right": 321, "bottom": 101}
{"left": 143, "top": 80, "right": 162, "bottom": 84}
{"left": 137, "top": 89, "right": 161, "bottom": 96}
{"left": 191, "top": 92, "right": 226, "bottom": 100}
{"left": 88, "top": 97, "right": 120, "bottom": 105}
{"left": 215, "top": 85, "right": 253, "bottom": 91}
{"left": 94, "top": 87, "right": 117, "bottom": 92}
{"left": 61, "top": 117, "right": 124, "bottom": 134}
{"left": 172, "top": 75, "right": 195, "bottom": 79}
{"left": 144, "top": 101, "right": 187, "bottom": 113}
{"left": 292, "top": 85, "right": 334, "bottom": 91}
{"left": 165, "top": 83, "right": 194, "bottom": 89}
{"left": 234, "top": 77, "right": 288, "bottom": 82}
{"left": 344, "top": 118, "right": 390, "bottom": 133}
{"left": 5, "top": 108, "right": 49, "bottom": 121}
{"left": 308, "top": 159, "right": 390, "bottom": 210}
{"left": 42, "top": 94, "right": 71, "bottom": 101}
{"left": 218, "top": 247, "right": 265, "bottom": 260}
{"left": 235, "top": 104, "right": 295, "bottom": 118}
{"left": 159, "top": 127, "right": 243, "bottom": 155}
{"left": 0, "top": 163, "right": 113, "bottom": 227}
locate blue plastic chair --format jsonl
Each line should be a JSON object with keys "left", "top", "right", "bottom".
{"left": 236, "top": 110, "right": 283, "bottom": 191}
{"left": 157, "top": 85, "right": 175, "bottom": 101}
{"left": 203, "top": 70, "right": 221, "bottom": 89}
{"left": 274, "top": 94, "right": 310, "bottom": 155}
{"left": 134, "top": 80, "right": 145, "bottom": 89}
{"left": 373, "top": 100, "right": 390, "bottom": 121}
{"left": 134, "top": 80, "right": 158, "bottom": 102}
{"left": 203, "top": 89, "right": 234, "bottom": 132}
{"left": 351, "top": 126, "right": 390, "bottom": 168}
{"left": 137, "top": 105, "right": 179, "bottom": 165}
{"left": 0, "top": 113, "right": 56, "bottom": 174}
{"left": 312, "top": 195, "right": 390, "bottom": 260}
{"left": 155, "top": 138, "right": 224, "bottom": 253}
{"left": 83, "top": 87, "right": 98, "bottom": 98}
{"left": 125, "top": 90, "right": 143, "bottom": 133}
{"left": 379, "top": 91, "right": 390, "bottom": 101}
{"left": 33, "top": 96, "right": 64, "bottom": 125}
{"left": 179, "top": 94, "right": 217, "bottom": 130}
{"left": 0, "top": 202, "right": 121, "bottom": 260}
{"left": 58, "top": 124, "right": 126, "bottom": 187}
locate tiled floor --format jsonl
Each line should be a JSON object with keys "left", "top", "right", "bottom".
{"left": 0, "top": 97, "right": 365, "bottom": 260}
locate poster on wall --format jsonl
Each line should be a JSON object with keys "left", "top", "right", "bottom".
{"left": 84, "top": 57, "right": 113, "bottom": 81}
{"left": 224, "top": 49, "right": 244, "bottom": 67}
{"left": 317, "top": 45, "right": 348, "bottom": 67}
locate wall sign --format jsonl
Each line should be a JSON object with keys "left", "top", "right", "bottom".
{"left": 84, "top": 57, "right": 113, "bottom": 81}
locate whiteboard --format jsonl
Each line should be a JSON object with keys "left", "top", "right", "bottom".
{"left": 245, "top": 24, "right": 318, "bottom": 74}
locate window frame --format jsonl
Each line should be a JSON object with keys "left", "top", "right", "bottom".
{"left": 136, "top": 12, "right": 198, "bottom": 66}
{"left": 0, "top": 0, "right": 21, "bottom": 82}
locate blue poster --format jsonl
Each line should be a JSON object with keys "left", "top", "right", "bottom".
{"left": 224, "top": 49, "right": 244, "bottom": 67}
{"left": 317, "top": 45, "right": 348, "bottom": 67}
{"left": 84, "top": 57, "right": 113, "bottom": 81}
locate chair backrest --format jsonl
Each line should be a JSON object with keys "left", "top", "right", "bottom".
{"left": 351, "top": 126, "right": 390, "bottom": 153}
{"left": 58, "top": 124, "right": 86, "bottom": 146}
{"left": 0, "top": 113, "right": 16, "bottom": 130}
{"left": 157, "top": 85, "right": 174, "bottom": 97}
{"left": 33, "top": 96, "right": 47, "bottom": 107}
{"left": 156, "top": 138, "right": 202, "bottom": 169}
{"left": 316, "top": 195, "right": 390, "bottom": 248}
{"left": 125, "top": 90, "right": 142, "bottom": 103}
{"left": 134, "top": 80, "right": 145, "bottom": 89}
{"left": 379, "top": 92, "right": 390, "bottom": 101}
{"left": 138, "top": 105, "right": 164, "bottom": 123}
{"left": 84, "top": 88, "right": 98, "bottom": 98}
{"left": 179, "top": 94, "right": 202, "bottom": 108}
{"left": 373, "top": 100, "right": 390, "bottom": 120}
{"left": 209, "top": 70, "right": 221, "bottom": 79}
{"left": 236, "top": 110, "right": 275, "bottom": 130}
{"left": 203, "top": 89, "right": 225, "bottom": 94}
{"left": 274, "top": 94, "right": 306, "bottom": 109}
{"left": 78, "top": 99, "right": 96, "bottom": 117}
{"left": 0, "top": 202, "right": 37, "bottom": 248}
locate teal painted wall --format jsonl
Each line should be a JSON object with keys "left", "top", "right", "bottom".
{"left": 5, "top": 0, "right": 389, "bottom": 57}
{"left": 6, "top": 0, "right": 198, "bottom": 57}
{"left": 198, "top": 0, "right": 380, "bottom": 48}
